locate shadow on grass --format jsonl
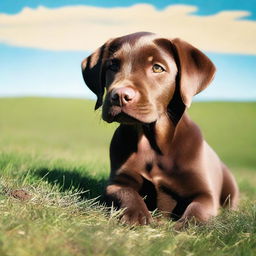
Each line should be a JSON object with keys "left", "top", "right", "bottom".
{"left": 34, "top": 167, "right": 108, "bottom": 201}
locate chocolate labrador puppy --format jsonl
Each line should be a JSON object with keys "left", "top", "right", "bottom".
{"left": 81, "top": 32, "right": 239, "bottom": 227}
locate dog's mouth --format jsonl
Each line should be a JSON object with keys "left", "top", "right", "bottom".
{"left": 103, "top": 106, "right": 141, "bottom": 124}
{"left": 111, "top": 112, "right": 141, "bottom": 124}
{"left": 102, "top": 105, "right": 156, "bottom": 124}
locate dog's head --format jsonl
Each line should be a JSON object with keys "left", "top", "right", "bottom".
{"left": 82, "top": 32, "right": 215, "bottom": 124}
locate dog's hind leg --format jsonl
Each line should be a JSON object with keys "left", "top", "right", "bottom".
{"left": 220, "top": 164, "right": 239, "bottom": 209}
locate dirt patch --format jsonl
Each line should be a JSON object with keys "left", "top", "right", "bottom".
{"left": 10, "top": 189, "right": 32, "bottom": 201}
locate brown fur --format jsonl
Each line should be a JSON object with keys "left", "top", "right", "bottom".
{"left": 81, "top": 32, "right": 239, "bottom": 227}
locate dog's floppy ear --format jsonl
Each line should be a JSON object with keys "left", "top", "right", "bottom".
{"left": 81, "top": 43, "right": 109, "bottom": 110}
{"left": 170, "top": 38, "right": 216, "bottom": 107}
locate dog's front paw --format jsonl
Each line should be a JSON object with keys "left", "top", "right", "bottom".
{"left": 174, "top": 216, "right": 201, "bottom": 231}
{"left": 173, "top": 220, "right": 188, "bottom": 231}
{"left": 120, "top": 207, "right": 153, "bottom": 225}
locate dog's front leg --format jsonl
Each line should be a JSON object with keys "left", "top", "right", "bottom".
{"left": 105, "top": 184, "right": 153, "bottom": 225}
{"left": 175, "top": 194, "right": 217, "bottom": 230}
{"left": 157, "top": 190, "right": 177, "bottom": 218}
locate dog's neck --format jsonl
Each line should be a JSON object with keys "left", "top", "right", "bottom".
{"left": 141, "top": 111, "right": 195, "bottom": 156}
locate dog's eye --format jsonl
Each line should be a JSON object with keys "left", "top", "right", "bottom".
{"left": 107, "top": 59, "right": 120, "bottom": 72}
{"left": 152, "top": 64, "right": 165, "bottom": 73}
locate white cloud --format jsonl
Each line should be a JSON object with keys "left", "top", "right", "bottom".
{"left": 0, "top": 4, "right": 256, "bottom": 54}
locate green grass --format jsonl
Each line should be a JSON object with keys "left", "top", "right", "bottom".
{"left": 0, "top": 97, "right": 255, "bottom": 256}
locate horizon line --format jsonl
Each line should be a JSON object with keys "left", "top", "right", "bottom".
{"left": 0, "top": 95, "right": 256, "bottom": 102}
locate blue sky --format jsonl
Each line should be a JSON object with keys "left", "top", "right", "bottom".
{"left": 0, "top": 0, "right": 256, "bottom": 100}
{"left": 1, "top": 0, "right": 256, "bottom": 19}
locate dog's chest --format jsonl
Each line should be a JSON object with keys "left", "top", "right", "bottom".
{"left": 135, "top": 135, "right": 175, "bottom": 180}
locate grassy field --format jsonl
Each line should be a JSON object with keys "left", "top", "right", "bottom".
{"left": 0, "top": 97, "right": 255, "bottom": 256}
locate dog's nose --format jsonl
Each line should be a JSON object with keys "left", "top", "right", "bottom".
{"left": 110, "top": 87, "right": 136, "bottom": 106}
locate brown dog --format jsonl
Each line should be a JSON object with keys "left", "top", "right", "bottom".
{"left": 81, "top": 32, "right": 239, "bottom": 227}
